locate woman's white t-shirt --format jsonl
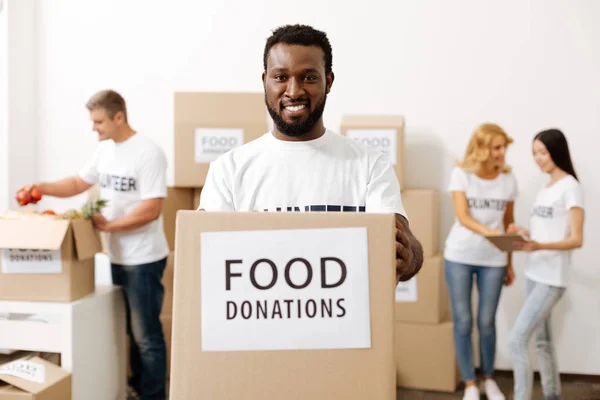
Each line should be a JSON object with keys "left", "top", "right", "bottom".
{"left": 444, "top": 167, "right": 518, "bottom": 267}
{"left": 525, "top": 175, "right": 584, "bottom": 287}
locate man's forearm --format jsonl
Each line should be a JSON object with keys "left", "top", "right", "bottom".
{"left": 106, "top": 213, "right": 157, "bottom": 233}
{"left": 103, "top": 199, "right": 163, "bottom": 233}
{"left": 39, "top": 176, "right": 90, "bottom": 198}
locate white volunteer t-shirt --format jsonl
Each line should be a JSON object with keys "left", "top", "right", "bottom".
{"left": 199, "top": 130, "right": 407, "bottom": 218}
{"left": 78, "top": 133, "right": 170, "bottom": 265}
{"left": 444, "top": 167, "right": 518, "bottom": 267}
{"left": 525, "top": 175, "right": 583, "bottom": 287}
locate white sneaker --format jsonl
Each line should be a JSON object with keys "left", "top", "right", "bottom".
{"left": 482, "top": 379, "right": 505, "bottom": 400}
{"left": 462, "top": 385, "right": 480, "bottom": 400}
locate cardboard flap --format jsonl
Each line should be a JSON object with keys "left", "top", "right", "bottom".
{"left": 0, "top": 356, "right": 69, "bottom": 394}
{"left": 0, "top": 219, "right": 70, "bottom": 250}
{"left": 341, "top": 115, "right": 405, "bottom": 129}
{"left": 70, "top": 219, "right": 102, "bottom": 260}
{"left": 174, "top": 92, "right": 266, "bottom": 125}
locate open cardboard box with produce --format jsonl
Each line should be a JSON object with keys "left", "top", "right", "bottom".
{"left": 0, "top": 197, "right": 106, "bottom": 302}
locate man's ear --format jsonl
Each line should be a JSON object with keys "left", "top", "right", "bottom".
{"left": 113, "top": 111, "right": 125, "bottom": 124}
{"left": 262, "top": 71, "right": 267, "bottom": 88}
{"left": 326, "top": 72, "right": 335, "bottom": 94}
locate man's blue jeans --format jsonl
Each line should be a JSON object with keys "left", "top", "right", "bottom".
{"left": 112, "top": 257, "right": 167, "bottom": 400}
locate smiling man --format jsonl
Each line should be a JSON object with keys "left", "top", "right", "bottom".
{"left": 199, "top": 24, "right": 423, "bottom": 282}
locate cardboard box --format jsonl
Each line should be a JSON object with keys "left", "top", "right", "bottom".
{"left": 0, "top": 352, "right": 60, "bottom": 370}
{"left": 340, "top": 115, "right": 405, "bottom": 188}
{"left": 174, "top": 92, "right": 268, "bottom": 187}
{"left": 0, "top": 356, "right": 71, "bottom": 399}
{"left": 170, "top": 211, "right": 397, "bottom": 400}
{"left": 395, "top": 255, "right": 450, "bottom": 324}
{"left": 192, "top": 188, "right": 202, "bottom": 210}
{"left": 395, "top": 321, "right": 459, "bottom": 392}
{"left": 160, "top": 252, "right": 174, "bottom": 317}
{"left": 401, "top": 189, "right": 440, "bottom": 258}
{"left": 0, "top": 219, "right": 101, "bottom": 302}
{"left": 162, "top": 188, "right": 196, "bottom": 250}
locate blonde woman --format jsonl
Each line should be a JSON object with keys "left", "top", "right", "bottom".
{"left": 444, "top": 123, "right": 518, "bottom": 400}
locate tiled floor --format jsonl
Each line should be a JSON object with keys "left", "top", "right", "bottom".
{"left": 396, "top": 372, "right": 600, "bottom": 399}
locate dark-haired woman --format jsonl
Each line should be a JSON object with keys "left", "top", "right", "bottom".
{"left": 507, "top": 129, "right": 585, "bottom": 400}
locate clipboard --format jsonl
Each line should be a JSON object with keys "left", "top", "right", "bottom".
{"left": 485, "top": 233, "right": 528, "bottom": 252}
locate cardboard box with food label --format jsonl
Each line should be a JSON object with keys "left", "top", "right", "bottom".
{"left": 0, "top": 215, "right": 101, "bottom": 302}
{"left": 169, "top": 211, "right": 397, "bottom": 400}
{"left": 394, "top": 255, "right": 450, "bottom": 324}
{"left": 173, "top": 92, "right": 268, "bottom": 187}
{"left": 340, "top": 115, "right": 405, "bottom": 188}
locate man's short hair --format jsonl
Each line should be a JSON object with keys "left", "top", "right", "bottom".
{"left": 263, "top": 24, "right": 333, "bottom": 74}
{"left": 86, "top": 89, "right": 128, "bottom": 122}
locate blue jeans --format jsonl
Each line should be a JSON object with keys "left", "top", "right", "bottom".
{"left": 444, "top": 259, "right": 506, "bottom": 382}
{"left": 112, "top": 257, "right": 168, "bottom": 400}
{"left": 509, "top": 278, "right": 565, "bottom": 400}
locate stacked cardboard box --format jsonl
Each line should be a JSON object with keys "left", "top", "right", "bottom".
{"left": 159, "top": 92, "right": 269, "bottom": 378}
{"left": 341, "top": 116, "right": 459, "bottom": 393}
{"left": 0, "top": 353, "right": 71, "bottom": 398}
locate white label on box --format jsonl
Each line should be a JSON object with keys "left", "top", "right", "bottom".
{"left": 200, "top": 227, "right": 371, "bottom": 352}
{"left": 0, "top": 360, "right": 46, "bottom": 383}
{"left": 395, "top": 277, "right": 417, "bottom": 302}
{"left": 194, "top": 128, "right": 244, "bottom": 163}
{"left": 346, "top": 129, "right": 398, "bottom": 165}
{"left": 1, "top": 249, "right": 62, "bottom": 274}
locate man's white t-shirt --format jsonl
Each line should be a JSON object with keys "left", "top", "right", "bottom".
{"left": 525, "top": 175, "right": 584, "bottom": 287}
{"left": 199, "top": 130, "right": 407, "bottom": 218}
{"left": 78, "top": 133, "right": 170, "bottom": 266}
{"left": 444, "top": 167, "right": 518, "bottom": 267}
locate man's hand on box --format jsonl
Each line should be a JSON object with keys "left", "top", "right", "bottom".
{"left": 91, "top": 213, "right": 111, "bottom": 232}
{"left": 395, "top": 214, "right": 424, "bottom": 283}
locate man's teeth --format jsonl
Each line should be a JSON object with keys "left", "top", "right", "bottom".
{"left": 285, "top": 105, "right": 306, "bottom": 112}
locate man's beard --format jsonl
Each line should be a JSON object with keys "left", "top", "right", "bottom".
{"left": 266, "top": 94, "right": 327, "bottom": 138}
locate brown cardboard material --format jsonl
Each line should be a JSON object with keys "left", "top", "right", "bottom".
{"left": 174, "top": 92, "right": 268, "bottom": 187}
{"left": 0, "top": 219, "right": 100, "bottom": 302}
{"left": 0, "top": 356, "right": 71, "bottom": 399}
{"left": 340, "top": 115, "right": 405, "bottom": 188}
{"left": 401, "top": 189, "right": 440, "bottom": 258}
{"left": 0, "top": 352, "right": 61, "bottom": 372}
{"left": 160, "top": 252, "right": 174, "bottom": 317}
{"left": 170, "top": 211, "right": 396, "bottom": 400}
{"left": 162, "top": 188, "right": 195, "bottom": 250}
{"left": 395, "top": 321, "right": 459, "bottom": 392}
{"left": 395, "top": 255, "right": 449, "bottom": 324}
{"left": 192, "top": 188, "right": 202, "bottom": 210}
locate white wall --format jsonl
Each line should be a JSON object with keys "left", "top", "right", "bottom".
{"left": 0, "top": 0, "right": 39, "bottom": 212}
{"left": 30, "top": 0, "right": 599, "bottom": 374}
{"left": 0, "top": 0, "right": 8, "bottom": 212}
